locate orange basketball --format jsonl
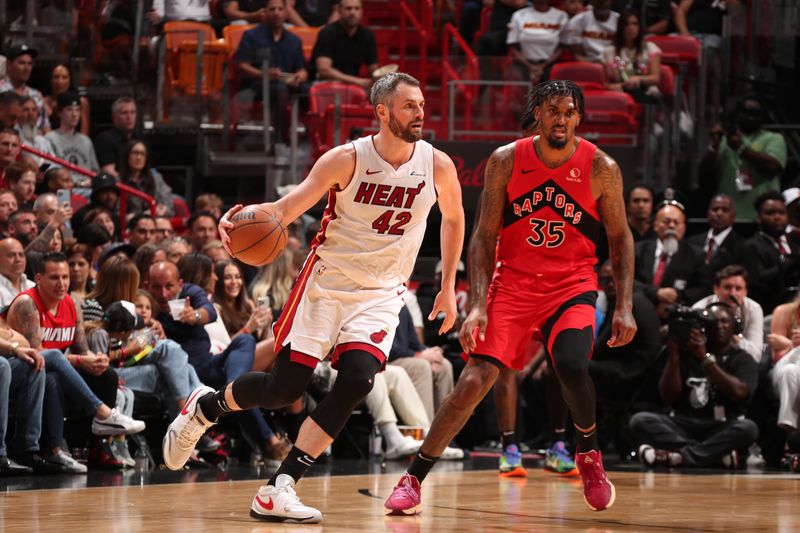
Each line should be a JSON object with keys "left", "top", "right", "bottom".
{"left": 227, "top": 205, "right": 287, "bottom": 266}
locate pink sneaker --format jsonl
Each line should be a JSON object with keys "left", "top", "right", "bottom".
{"left": 384, "top": 473, "right": 422, "bottom": 515}
{"left": 575, "top": 450, "right": 616, "bottom": 511}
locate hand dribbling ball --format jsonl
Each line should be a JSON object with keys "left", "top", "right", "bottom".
{"left": 227, "top": 205, "right": 287, "bottom": 266}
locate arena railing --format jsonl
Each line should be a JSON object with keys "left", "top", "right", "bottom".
{"left": 399, "top": 1, "right": 429, "bottom": 93}
{"left": 441, "top": 22, "right": 478, "bottom": 140}
{"left": 21, "top": 144, "right": 158, "bottom": 223}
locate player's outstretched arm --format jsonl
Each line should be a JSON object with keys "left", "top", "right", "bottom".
{"left": 594, "top": 149, "right": 637, "bottom": 347}
{"left": 459, "top": 142, "right": 514, "bottom": 353}
{"left": 219, "top": 145, "right": 356, "bottom": 252}
{"left": 430, "top": 149, "right": 466, "bottom": 335}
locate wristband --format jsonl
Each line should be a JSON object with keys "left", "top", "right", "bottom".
{"left": 76, "top": 354, "right": 82, "bottom": 368}
{"left": 241, "top": 326, "right": 250, "bottom": 335}
{"left": 121, "top": 347, "right": 127, "bottom": 358}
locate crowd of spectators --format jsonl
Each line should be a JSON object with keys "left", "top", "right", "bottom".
{"left": 0, "top": 0, "right": 797, "bottom": 479}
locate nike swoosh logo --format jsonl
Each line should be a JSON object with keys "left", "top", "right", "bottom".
{"left": 397, "top": 288, "right": 405, "bottom": 296}
{"left": 181, "top": 388, "right": 206, "bottom": 416}
{"left": 521, "top": 169, "right": 535, "bottom": 174}
{"left": 256, "top": 495, "right": 274, "bottom": 510}
{"left": 366, "top": 169, "right": 381, "bottom": 175}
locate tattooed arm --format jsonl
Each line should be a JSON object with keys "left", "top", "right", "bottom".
{"left": 458, "top": 142, "right": 514, "bottom": 353}
{"left": 6, "top": 295, "right": 43, "bottom": 349}
{"left": 25, "top": 204, "right": 71, "bottom": 253}
{"left": 593, "top": 149, "right": 637, "bottom": 347}
{"left": 70, "top": 301, "right": 93, "bottom": 356}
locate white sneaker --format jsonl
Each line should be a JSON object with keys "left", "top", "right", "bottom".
{"left": 92, "top": 408, "right": 146, "bottom": 436}
{"left": 440, "top": 446, "right": 465, "bottom": 460}
{"left": 250, "top": 474, "right": 322, "bottom": 523}
{"left": 47, "top": 450, "right": 88, "bottom": 474}
{"left": 162, "top": 385, "right": 216, "bottom": 470}
{"left": 385, "top": 436, "right": 422, "bottom": 460}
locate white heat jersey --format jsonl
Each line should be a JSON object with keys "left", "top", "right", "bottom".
{"left": 313, "top": 135, "right": 437, "bottom": 289}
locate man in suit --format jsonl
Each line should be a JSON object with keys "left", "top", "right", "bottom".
{"left": 634, "top": 200, "right": 710, "bottom": 319}
{"left": 742, "top": 191, "right": 800, "bottom": 315}
{"left": 687, "top": 194, "right": 746, "bottom": 278}
{"left": 592, "top": 260, "right": 662, "bottom": 399}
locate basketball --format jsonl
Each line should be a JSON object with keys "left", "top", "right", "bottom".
{"left": 227, "top": 205, "right": 287, "bottom": 266}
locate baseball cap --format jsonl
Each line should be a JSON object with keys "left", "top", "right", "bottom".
{"left": 57, "top": 90, "right": 81, "bottom": 109}
{"left": 98, "top": 242, "right": 135, "bottom": 266}
{"left": 783, "top": 187, "right": 800, "bottom": 207}
{"left": 6, "top": 44, "right": 37, "bottom": 61}
{"left": 91, "top": 172, "right": 118, "bottom": 195}
{"left": 103, "top": 301, "right": 145, "bottom": 332}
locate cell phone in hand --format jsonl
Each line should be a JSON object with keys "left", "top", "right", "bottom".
{"left": 257, "top": 296, "right": 271, "bottom": 310}
{"left": 57, "top": 189, "right": 71, "bottom": 207}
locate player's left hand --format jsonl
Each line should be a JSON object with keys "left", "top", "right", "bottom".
{"left": 219, "top": 204, "right": 243, "bottom": 255}
{"left": 429, "top": 290, "right": 457, "bottom": 335}
{"left": 607, "top": 307, "right": 637, "bottom": 347}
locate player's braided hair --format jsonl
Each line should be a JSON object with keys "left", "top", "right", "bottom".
{"left": 523, "top": 80, "right": 585, "bottom": 131}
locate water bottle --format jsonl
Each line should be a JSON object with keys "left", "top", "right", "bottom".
{"left": 134, "top": 445, "right": 149, "bottom": 472}
{"left": 369, "top": 424, "right": 383, "bottom": 457}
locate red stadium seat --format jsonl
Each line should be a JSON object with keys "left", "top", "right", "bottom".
{"left": 307, "top": 83, "right": 371, "bottom": 156}
{"left": 581, "top": 90, "right": 639, "bottom": 146}
{"left": 290, "top": 26, "right": 321, "bottom": 62}
{"left": 550, "top": 61, "right": 606, "bottom": 90}
{"left": 658, "top": 64, "right": 675, "bottom": 97}
{"left": 645, "top": 35, "right": 701, "bottom": 67}
{"left": 308, "top": 82, "right": 369, "bottom": 115}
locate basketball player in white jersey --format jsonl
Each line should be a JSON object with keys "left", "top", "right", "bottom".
{"left": 162, "top": 72, "right": 465, "bottom": 524}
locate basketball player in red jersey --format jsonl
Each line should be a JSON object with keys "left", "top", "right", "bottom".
{"left": 162, "top": 73, "right": 465, "bottom": 523}
{"left": 386, "top": 80, "right": 636, "bottom": 514}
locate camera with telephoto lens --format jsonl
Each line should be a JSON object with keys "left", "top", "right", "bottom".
{"left": 667, "top": 305, "right": 716, "bottom": 345}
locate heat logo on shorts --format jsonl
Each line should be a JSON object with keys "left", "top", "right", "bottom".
{"left": 370, "top": 330, "right": 388, "bottom": 343}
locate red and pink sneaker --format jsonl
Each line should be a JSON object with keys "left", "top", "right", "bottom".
{"left": 575, "top": 450, "right": 616, "bottom": 511}
{"left": 384, "top": 473, "right": 422, "bottom": 515}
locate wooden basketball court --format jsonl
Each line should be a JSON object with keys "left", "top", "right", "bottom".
{"left": 2, "top": 467, "right": 798, "bottom": 532}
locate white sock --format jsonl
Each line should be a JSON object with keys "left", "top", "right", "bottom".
{"left": 380, "top": 423, "right": 405, "bottom": 450}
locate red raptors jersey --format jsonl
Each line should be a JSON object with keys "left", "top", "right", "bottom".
{"left": 21, "top": 287, "right": 77, "bottom": 351}
{"left": 496, "top": 137, "right": 601, "bottom": 287}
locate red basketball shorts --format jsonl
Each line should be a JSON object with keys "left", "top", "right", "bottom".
{"left": 468, "top": 275, "right": 598, "bottom": 370}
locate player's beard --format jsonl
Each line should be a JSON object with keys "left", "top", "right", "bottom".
{"left": 545, "top": 127, "right": 569, "bottom": 149}
{"left": 389, "top": 112, "right": 422, "bottom": 143}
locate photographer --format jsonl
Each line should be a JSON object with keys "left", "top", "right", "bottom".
{"left": 700, "top": 95, "right": 787, "bottom": 221}
{"left": 630, "top": 302, "right": 759, "bottom": 468}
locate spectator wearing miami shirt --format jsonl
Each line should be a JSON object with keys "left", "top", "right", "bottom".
{"left": 506, "top": 0, "right": 569, "bottom": 85}
{"left": 563, "top": 0, "right": 619, "bottom": 62}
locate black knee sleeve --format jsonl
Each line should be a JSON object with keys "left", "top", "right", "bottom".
{"left": 550, "top": 326, "right": 596, "bottom": 429}
{"left": 231, "top": 346, "right": 314, "bottom": 410}
{"left": 550, "top": 327, "right": 592, "bottom": 387}
{"left": 310, "top": 350, "right": 381, "bottom": 438}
